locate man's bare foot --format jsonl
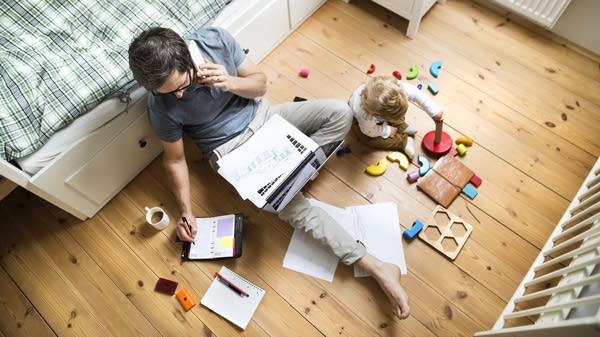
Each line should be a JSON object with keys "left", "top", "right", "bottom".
{"left": 356, "top": 253, "right": 410, "bottom": 319}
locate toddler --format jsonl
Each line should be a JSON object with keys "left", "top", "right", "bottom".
{"left": 349, "top": 76, "right": 443, "bottom": 159}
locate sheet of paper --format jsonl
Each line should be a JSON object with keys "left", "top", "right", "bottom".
{"left": 351, "top": 202, "right": 408, "bottom": 276}
{"left": 188, "top": 215, "right": 235, "bottom": 259}
{"left": 201, "top": 266, "right": 265, "bottom": 330}
{"left": 282, "top": 199, "right": 347, "bottom": 282}
{"left": 217, "top": 114, "right": 314, "bottom": 199}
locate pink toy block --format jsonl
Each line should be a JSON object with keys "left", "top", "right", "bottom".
{"left": 407, "top": 170, "right": 419, "bottom": 183}
{"left": 299, "top": 68, "right": 310, "bottom": 78}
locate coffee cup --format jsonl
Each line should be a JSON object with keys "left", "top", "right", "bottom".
{"left": 145, "top": 206, "right": 170, "bottom": 230}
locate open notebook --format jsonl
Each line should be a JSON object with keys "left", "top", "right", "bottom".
{"left": 201, "top": 266, "right": 265, "bottom": 330}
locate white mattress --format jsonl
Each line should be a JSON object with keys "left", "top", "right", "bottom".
{"left": 16, "top": 0, "right": 249, "bottom": 176}
{"left": 16, "top": 87, "right": 147, "bottom": 175}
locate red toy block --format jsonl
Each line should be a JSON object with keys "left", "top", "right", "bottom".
{"left": 392, "top": 70, "right": 402, "bottom": 80}
{"left": 155, "top": 277, "right": 178, "bottom": 295}
{"left": 470, "top": 175, "right": 482, "bottom": 187}
{"left": 366, "top": 64, "right": 376, "bottom": 74}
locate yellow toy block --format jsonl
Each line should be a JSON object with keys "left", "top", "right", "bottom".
{"left": 455, "top": 136, "right": 473, "bottom": 147}
{"left": 365, "top": 158, "right": 388, "bottom": 176}
{"left": 386, "top": 151, "right": 409, "bottom": 170}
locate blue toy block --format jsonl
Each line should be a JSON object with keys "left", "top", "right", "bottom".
{"left": 462, "top": 183, "right": 478, "bottom": 199}
{"left": 428, "top": 83, "right": 439, "bottom": 95}
{"left": 403, "top": 220, "right": 424, "bottom": 240}
{"left": 429, "top": 60, "right": 443, "bottom": 78}
{"left": 418, "top": 155, "right": 430, "bottom": 176}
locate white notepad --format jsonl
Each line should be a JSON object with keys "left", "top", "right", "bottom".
{"left": 201, "top": 266, "right": 265, "bottom": 330}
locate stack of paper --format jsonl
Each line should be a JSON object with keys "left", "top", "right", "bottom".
{"left": 283, "top": 199, "right": 407, "bottom": 281}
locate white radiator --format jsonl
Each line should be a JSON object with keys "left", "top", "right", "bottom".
{"left": 490, "top": 0, "right": 571, "bottom": 28}
{"left": 476, "top": 156, "right": 600, "bottom": 337}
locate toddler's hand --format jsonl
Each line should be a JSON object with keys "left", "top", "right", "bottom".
{"left": 432, "top": 111, "right": 444, "bottom": 122}
{"left": 389, "top": 126, "right": 399, "bottom": 138}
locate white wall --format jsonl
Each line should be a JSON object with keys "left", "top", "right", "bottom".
{"left": 551, "top": 0, "right": 600, "bottom": 55}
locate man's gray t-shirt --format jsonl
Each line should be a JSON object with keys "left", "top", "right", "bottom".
{"left": 147, "top": 27, "right": 257, "bottom": 155}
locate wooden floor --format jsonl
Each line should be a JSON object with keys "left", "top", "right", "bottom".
{"left": 1, "top": 0, "right": 599, "bottom": 336}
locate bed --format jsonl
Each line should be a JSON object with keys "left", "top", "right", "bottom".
{"left": 0, "top": 0, "right": 326, "bottom": 220}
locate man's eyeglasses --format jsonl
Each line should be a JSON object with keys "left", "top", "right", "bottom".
{"left": 154, "top": 68, "right": 196, "bottom": 96}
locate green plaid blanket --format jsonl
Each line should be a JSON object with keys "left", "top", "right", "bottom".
{"left": 0, "top": 0, "right": 228, "bottom": 161}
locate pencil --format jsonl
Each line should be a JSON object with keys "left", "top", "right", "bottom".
{"left": 215, "top": 272, "right": 249, "bottom": 297}
{"left": 181, "top": 217, "right": 195, "bottom": 245}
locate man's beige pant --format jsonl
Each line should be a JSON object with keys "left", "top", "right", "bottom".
{"left": 210, "top": 98, "right": 366, "bottom": 265}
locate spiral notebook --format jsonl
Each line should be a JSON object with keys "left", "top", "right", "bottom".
{"left": 201, "top": 266, "right": 265, "bottom": 330}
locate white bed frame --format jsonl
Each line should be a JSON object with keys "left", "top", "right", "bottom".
{"left": 0, "top": 0, "right": 326, "bottom": 220}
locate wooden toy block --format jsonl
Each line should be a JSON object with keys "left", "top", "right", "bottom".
{"left": 403, "top": 220, "right": 424, "bottom": 240}
{"left": 365, "top": 158, "right": 388, "bottom": 176}
{"left": 407, "top": 64, "right": 419, "bottom": 80}
{"left": 455, "top": 136, "right": 473, "bottom": 147}
{"left": 456, "top": 143, "right": 468, "bottom": 156}
{"left": 429, "top": 60, "right": 443, "bottom": 78}
{"left": 366, "top": 63, "right": 376, "bottom": 74}
{"left": 427, "top": 83, "right": 439, "bottom": 95}
{"left": 417, "top": 170, "right": 461, "bottom": 208}
{"left": 470, "top": 175, "right": 482, "bottom": 187}
{"left": 392, "top": 70, "right": 402, "bottom": 80}
{"left": 155, "top": 277, "right": 178, "bottom": 296}
{"left": 176, "top": 288, "right": 196, "bottom": 311}
{"left": 418, "top": 205, "right": 473, "bottom": 260}
{"left": 387, "top": 151, "right": 409, "bottom": 170}
{"left": 417, "top": 155, "right": 430, "bottom": 176}
{"left": 416, "top": 154, "right": 476, "bottom": 208}
{"left": 462, "top": 183, "right": 478, "bottom": 199}
{"left": 406, "top": 170, "right": 419, "bottom": 183}
{"left": 298, "top": 68, "right": 310, "bottom": 78}
{"left": 433, "top": 155, "right": 474, "bottom": 188}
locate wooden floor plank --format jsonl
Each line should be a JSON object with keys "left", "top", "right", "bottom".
{"left": 0, "top": 265, "right": 56, "bottom": 337}
{"left": 0, "top": 191, "right": 160, "bottom": 337}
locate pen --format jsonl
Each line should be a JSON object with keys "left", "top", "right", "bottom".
{"left": 214, "top": 272, "right": 249, "bottom": 297}
{"left": 181, "top": 217, "right": 195, "bottom": 245}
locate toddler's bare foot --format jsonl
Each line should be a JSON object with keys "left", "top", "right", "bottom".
{"left": 356, "top": 254, "right": 410, "bottom": 319}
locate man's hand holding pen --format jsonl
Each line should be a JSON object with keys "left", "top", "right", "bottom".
{"left": 177, "top": 214, "right": 196, "bottom": 243}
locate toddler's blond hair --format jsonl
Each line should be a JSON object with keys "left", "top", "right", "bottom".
{"left": 360, "top": 76, "right": 409, "bottom": 120}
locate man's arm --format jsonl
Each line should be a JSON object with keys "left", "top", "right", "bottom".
{"left": 197, "top": 57, "right": 267, "bottom": 99}
{"left": 161, "top": 138, "right": 196, "bottom": 241}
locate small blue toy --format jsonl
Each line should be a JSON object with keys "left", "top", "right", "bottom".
{"left": 403, "top": 220, "right": 424, "bottom": 240}
{"left": 429, "top": 60, "right": 443, "bottom": 78}
{"left": 462, "top": 183, "right": 478, "bottom": 199}
{"left": 428, "top": 83, "right": 439, "bottom": 95}
{"left": 336, "top": 145, "right": 352, "bottom": 156}
{"left": 418, "top": 155, "right": 430, "bottom": 176}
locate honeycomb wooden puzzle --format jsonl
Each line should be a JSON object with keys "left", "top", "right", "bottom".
{"left": 418, "top": 206, "right": 473, "bottom": 260}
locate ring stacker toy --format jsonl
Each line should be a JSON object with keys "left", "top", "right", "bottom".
{"left": 422, "top": 120, "right": 452, "bottom": 157}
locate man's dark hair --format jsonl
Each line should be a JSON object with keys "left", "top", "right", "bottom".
{"left": 128, "top": 27, "right": 192, "bottom": 91}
